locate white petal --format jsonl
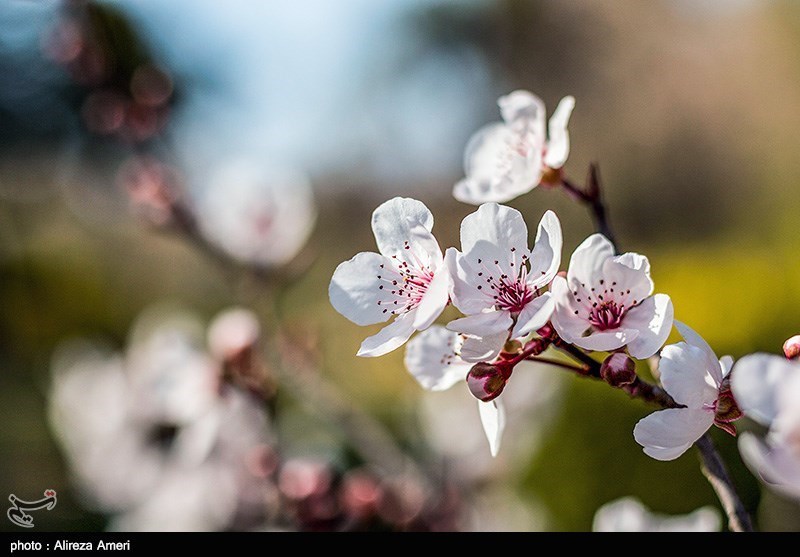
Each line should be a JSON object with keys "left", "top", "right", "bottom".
{"left": 459, "top": 203, "right": 530, "bottom": 281}
{"left": 446, "top": 247, "right": 495, "bottom": 315}
{"left": 527, "top": 210, "right": 563, "bottom": 288}
{"left": 567, "top": 233, "right": 615, "bottom": 287}
{"left": 593, "top": 497, "right": 720, "bottom": 532}
{"left": 739, "top": 433, "right": 800, "bottom": 500}
{"left": 633, "top": 408, "right": 714, "bottom": 461}
{"left": 731, "top": 353, "right": 798, "bottom": 426}
{"left": 623, "top": 294, "right": 674, "bottom": 359}
{"left": 572, "top": 329, "right": 637, "bottom": 352}
{"left": 412, "top": 267, "right": 451, "bottom": 330}
{"left": 550, "top": 276, "right": 591, "bottom": 342}
{"left": 602, "top": 253, "right": 654, "bottom": 305}
{"left": 403, "top": 326, "right": 470, "bottom": 391}
{"left": 511, "top": 294, "right": 554, "bottom": 339}
{"left": 478, "top": 398, "right": 506, "bottom": 457}
{"left": 719, "top": 356, "right": 734, "bottom": 378}
{"left": 459, "top": 332, "right": 507, "bottom": 363}
{"left": 499, "top": 90, "right": 546, "bottom": 126}
{"left": 454, "top": 124, "right": 542, "bottom": 205}
{"left": 446, "top": 311, "right": 513, "bottom": 338}
{"left": 543, "top": 95, "right": 575, "bottom": 169}
{"left": 371, "top": 197, "right": 441, "bottom": 266}
{"left": 329, "top": 252, "right": 393, "bottom": 326}
{"left": 357, "top": 312, "right": 417, "bottom": 357}
{"left": 674, "top": 321, "right": 723, "bottom": 385}
{"left": 659, "top": 343, "right": 720, "bottom": 409}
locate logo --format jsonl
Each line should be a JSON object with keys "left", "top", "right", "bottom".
{"left": 7, "top": 490, "right": 57, "bottom": 528}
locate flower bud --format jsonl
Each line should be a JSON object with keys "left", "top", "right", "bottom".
{"left": 600, "top": 352, "right": 636, "bottom": 387}
{"left": 783, "top": 335, "right": 800, "bottom": 360}
{"left": 466, "top": 362, "right": 511, "bottom": 402}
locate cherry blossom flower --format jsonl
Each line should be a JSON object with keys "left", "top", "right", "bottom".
{"left": 550, "top": 233, "right": 673, "bottom": 358}
{"left": 329, "top": 197, "right": 451, "bottom": 357}
{"left": 731, "top": 354, "right": 800, "bottom": 500}
{"left": 592, "top": 497, "right": 720, "bottom": 532}
{"left": 48, "top": 307, "right": 274, "bottom": 530}
{"left": 453, "top": 90, "right": 575, "bottom": 204}
{"left": 404, "top": 326, "right": 507, "bottom": 456}
{"left": 446, "top": 204, "right": 562, "bottom": 343}
{"left": 197, "top": 158, "right": 316, "bottom": 268}
{"left": 633, "top": 322, "right": 740, "bottom": 461}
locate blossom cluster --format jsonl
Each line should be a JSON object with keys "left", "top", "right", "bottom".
{"left": 329, "top": 90, "right": 800, "bottom": 505}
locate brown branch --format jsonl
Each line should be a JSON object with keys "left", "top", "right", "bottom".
{"left": 695, "top": 433, "right": 754, "bottom": 532}
{"left": 560, "top": 164, "right": 616, "bottom": 247}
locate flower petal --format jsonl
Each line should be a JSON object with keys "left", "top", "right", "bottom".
{"left": 357, "top": 312, "right": 416, "bottom": 357}
{"left": 527, "top": 210, "right": 563, "bottom": 288}
{"left": 453, "top": 124, "right": 542, "bottom": 205}
{"left": 511, "top": 293, "right": 555, "bottom": 339}
{"left": 412, "top": 266, "right": 451, "bottom": 330}
{"left": 572, "top": 329, "right": 637, "bottom": 353}
{"left": 459, "top": 332, "right": 508, "bottom": 363}
{"left": 659, "top": 343, "right": 719, "bottom": 408}
{"left": 478, "top": 398, "right": 506, "bottom": 457}
{"left": 674, "top": 321, "right": 723, "bottom": 385}
{"left": 567, "top": 233, "right": 615, "bottom": 287}
{"left": 623, "top": 294, "right": 674, "bottom": 359}
{"left": 719, "top": 356, "right": 734, "bottom": 378}
{"left": 739, "top": 434, "right": 800, "bottom": 500}
{"left": 499, "top": 90, "right": 546, "bottom": 127}
{"left": 329, "top": 252, "right": 393, "bottom": 326}
{"left": 550, "top": 275, "right": 591, "bottom": 342}
{"left": 602, "top": 253, "right": 654, "bottom": 305}
{"left": 446, "top": 311, "right": 513, "bottom": 338}
{"left": 403, "top": 326, "right": 470, "bottom": 391}
{"left": 633, "top": 408, "right": 714, "bottom": 461}
{"left": 446, "top": 247, "right": 495, "bottom": 315}
{"left": 371, "top": 197, "right": 440, "bottom": 266}
{"left": 731, "top": 353, "right": 798, "bottom": 426}
{"left": 543, "top": 95, "right": 575, "bottom": 169}
{"left": 459, "top": 203, "right": 530, "bottom": 281}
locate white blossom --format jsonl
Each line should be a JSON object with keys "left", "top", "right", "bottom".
{"left": 454, "top": 90, "right": 575, "bottom": 204}
{"left": 634, "top": 322, "right": 733, "bottom": 461}
{"left": 197, "top": 158, "right": 316, "bottom": 268}
{"left": 446, "top": 204, "right": 562, "bottom": 343}
{"left": 592, "top": 497, "right": 720, "bottom": 532}
{"left": 329, "top": 197, "right": 450, "bottom": 357}
{"left": 551, "top": 233, "right": 673, "bottom": 358}
{"left": 731, "top": 353, "right": 800, "bottom": 500}
{"left": 404, "top": 325, "right": 506, "bottom": 457}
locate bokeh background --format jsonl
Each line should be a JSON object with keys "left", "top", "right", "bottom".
{"left": 2, "top": 0, "right": 800, "bottom": 531}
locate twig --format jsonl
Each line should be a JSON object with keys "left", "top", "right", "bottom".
{"left": 524, "top": 355, "right": 588, "bottom": 373}
{"left": 695, "top": 433, "right": 754, "bottom": 532}
{"left": 560, "top": 164, "right": 616, "bottom": 247}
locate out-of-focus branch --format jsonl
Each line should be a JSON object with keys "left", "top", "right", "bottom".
{"left": 696, "top": 433, "right": 754, "bottom": 532}
{"left": 560, "top": 163, "right": 616, "bottom": 247}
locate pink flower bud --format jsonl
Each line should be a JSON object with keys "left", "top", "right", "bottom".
{"left": 783, "top": 335, "right": 800, "bottom": 360}
{"left": 466, "top": 362, "right": 511, "bottom": 402}
{"left": 600, "top": 352, "right": 636, "bottom": 387}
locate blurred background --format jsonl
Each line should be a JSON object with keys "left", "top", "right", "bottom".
{"left": 2, "top": 0, "right": 800, "bottom": 531}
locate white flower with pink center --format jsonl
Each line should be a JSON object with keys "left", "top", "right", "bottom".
{"left": 634, "top": 322, "right": 738, "bottom": 461}
{"left": 404, "top": 326, "right": 508, "bottom": 457}
{"left": 550, "top": 233, "right": 673, "bottom": 359}
{"left": 732, "top": 354, "right": 800, "bottom": 500}
{"left": 453, "top": 90, "right": 575, "bottom": 204}
{"left": 445, "top": 204, "right": 562, "bottom": 343}
{"left": 329, "top": 197, "right": 451, "bottom": 357}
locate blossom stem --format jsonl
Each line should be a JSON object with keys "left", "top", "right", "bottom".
{"left": 695, "top": 433, "right": 755, "bottom": 532}
{"left": 524, "top": 355, "right": 589, "bottom": 373}
{"left": 560, "top": 164, "right": 616, "bottom": 247}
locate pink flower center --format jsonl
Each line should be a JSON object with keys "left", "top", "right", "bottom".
{"left": 375, "top": 241, "right": 435, "bottom": 317}
{"left": 588, "top": 301, "right": 624, "bottom": 331}
{"left": 570, "top": 278, "right": 641, "bottom": 332}
{"left": 470, "top": 251, "right": 539, "bottom": 313}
